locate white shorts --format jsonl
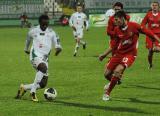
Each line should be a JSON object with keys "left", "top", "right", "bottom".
{"left": 31, "top": 57, "right": 48, "bottom": 70}
{"left": 73, "top": 29, "right": 83, "bottom": 39}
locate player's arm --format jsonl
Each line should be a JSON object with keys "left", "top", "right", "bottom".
{"left": 84, "top": 15, "right": 89, "bottom": 31}
{"left": 69, "top": 14, "right": 76, "bottom": 31}
{"left": 141, "top": 13, "right": 148, "bottom": 27}
{"left": 52, "top": 33, "right": 62, "bottom": 56}
{"left": 138, "top": 23, "right": 160, "bottom": 42}
{"left": 99, "top": 47, "right": 112, "bottom": 61}
{"left": 24, "top": 31, "right": 32, "bottom": 54}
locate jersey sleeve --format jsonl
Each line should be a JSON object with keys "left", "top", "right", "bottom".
{"left": 69, "top": 14, "right": 74, "bottom": 27}
{"left": 84, "top": 14, "right": 89, "bottom": 30}
{"left": 141, "top": 13, "right": 148, "bottom": 27}
{"left": 52, "top": 31, "right": 62, "bottom": 49}
{"left": 24, "top": 29, "right": 33, "bottom": 51}
{"left": 134, "top": 22, "right": 156, "bottom": 41}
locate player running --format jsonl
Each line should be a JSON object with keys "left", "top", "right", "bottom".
{"left": 99, "top": 10, "right": 160, "bottom": 101}
{"left": 141, "top": 1, "right": 160, "bottom": 69}
{"left": 69, "top": 3, "right": 89, "bottom": 57}
{"left": 15, "top": 15, "right": 62, "bottom": 102}
{"left": 106, "top": 2, "right": 130, "bottom": 85}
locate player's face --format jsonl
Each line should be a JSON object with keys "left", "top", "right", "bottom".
{"left": 151, "top": 3, "right": 159, "bottom": 12}
{"left": 77, "top": 6, "right": 83, "bottom": 12}
{"left": 114, "top": 17, "right": 125, "bottom": 27}
{"left": 114, "top": 6, "right": 122, "bottom": 13}
{"left": 40, "top": 19, "right": 49, "bottom": 31}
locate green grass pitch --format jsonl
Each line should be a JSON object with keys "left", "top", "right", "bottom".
{"left": 0, "top": 26, "right": 160, "bottom": 116}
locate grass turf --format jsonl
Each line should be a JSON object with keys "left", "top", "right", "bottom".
{"left": 0, "top": 26, "right": 160, "bottom": 116}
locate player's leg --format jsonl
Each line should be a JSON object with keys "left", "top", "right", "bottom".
{"left": 103, "top": 55, "right": 136, "bottom": 101}
{"left": 79, "top": 30, "right": 86, "bottom": 50}
{"left": 74, "top": 38, "right": 80, "bottom": 56}
{"left": 146, "top": 36, "right": 154, "bottom": 69}
{"left": 148, "top": 48, "right": 153, "bottom": 69}
{"left": 103, "top": 64, "right": 125, "bottom": 101}
{"left": 30, "top": 62, "right": 48, "bottom": 102}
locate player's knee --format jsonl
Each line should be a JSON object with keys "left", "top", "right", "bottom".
{"left": 39, "top": 76, "right": 48, "bottom": 88}
{"left": 113, "top": 71, "right": 121, "bottom": 78}
{"left": 37, "top": 63, "right": 47, "bottom": 73}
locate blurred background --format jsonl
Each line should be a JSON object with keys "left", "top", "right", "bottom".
{"left": 0, "top": 0, "right": 159, "bottom": 27}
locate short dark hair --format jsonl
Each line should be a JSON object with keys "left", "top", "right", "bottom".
{"left": 39, "top": 14, "right": 49, "bottom": 23}
{"left": 113, "top": 2, "right": 123, "bottom": 9}
{"left": 114, "top": 10, "right": 127, "bottom": 19}
{"left": 152, "top": 1, "right": 159, "bottom": 6}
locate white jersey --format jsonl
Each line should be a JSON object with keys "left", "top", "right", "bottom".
{"left": 24, "top": 25, "right": 61, "bottom": 60}
{"left": 69, "top": 12, "right": 88, "bottom": 30}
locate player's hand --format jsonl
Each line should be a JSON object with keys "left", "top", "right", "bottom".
{"left": 24, "top": 50, "right": 30, "bottom": 54}
{"left": 98, "top": 54, "right": 106, "bottom": 61}
{"left": 55, "top": 48, "right": 62, "bottom": 56}
{"left": 72, "top": 26, "right": 76, "bottom": 31}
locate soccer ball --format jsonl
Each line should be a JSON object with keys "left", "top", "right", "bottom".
{"left": 44, "top": 88, "right": 57, "bottom": 101}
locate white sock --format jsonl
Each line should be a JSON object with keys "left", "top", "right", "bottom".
{"left": 24, "top": 84, "right": 33, "bottom": 90}
{"left": 30, "top": 71, "right": 44, "bottom": 93}
{"left": 74, "top": 43, "right": 79, "bottom": 53}
{"left": 80, "top": 40, "right": 85, "bottom": 45}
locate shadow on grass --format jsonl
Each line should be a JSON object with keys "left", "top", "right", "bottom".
{"left": 54, "top": 100, "right": 149, "bottom": 114}
{"left": 114, "top": 97, "right": 160, "bottom": 105}
{"left": 122, "top": 84, "right": 160, "bottom": 91}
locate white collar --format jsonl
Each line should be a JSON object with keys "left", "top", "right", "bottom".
{"left": 152, "top": 11, "right": 158, "bottom": 16}
{"left": 122, "top": 25, "right": 128, "bottom": 31}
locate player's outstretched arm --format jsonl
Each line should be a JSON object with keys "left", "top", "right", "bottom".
{"left": 24, "top": 32, "right": 32, "bottom": 54}
{"left": 99, "top": 48, "right": 112, "bottom": 61}
{"left": 69, "top": 14, "right": 76, "bottom": 31}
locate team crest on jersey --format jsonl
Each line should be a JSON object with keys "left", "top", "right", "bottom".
{"left": 78, "top": 16, "right": 81, "bottom": 18}
{"left": 40, "top": 33, "right": 45, "bottom": 36}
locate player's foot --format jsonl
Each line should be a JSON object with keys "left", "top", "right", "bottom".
{"left": 31, "top": 92, "right": 38, "bottom": 102}
{"left": 83, "top": 43, "right": 86, "bottom": 50}
{"left": 102, "top": 94, "right": 110, "bottom": 101}
{"left": 117, "top": 80, "right": 122, "bottom": 85}
{"left": 73, "top": 52, "right": 77, "bottom": 57}
{"left": 148, "top": 64, "right": 153, "bottom": 69}
{"left": 15, "top": 84, "right": 26, "bottom": 99}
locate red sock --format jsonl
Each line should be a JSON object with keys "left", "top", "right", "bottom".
{"left": 106, "top": 76, "right": 119, "bottom": 95}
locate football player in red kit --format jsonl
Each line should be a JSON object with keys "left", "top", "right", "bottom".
{"left": 107, "top": 2, "right": 130, "bottom": 56}
{"left": 99, "top": 10, "right": 160, "bottom": 101}
{"left": 141, "top": 1, "right": 160, "bottom": 69}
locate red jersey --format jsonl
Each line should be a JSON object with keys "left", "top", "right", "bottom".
{"left": 107, "top": 14, "right": 130, "bottom": 39}
{"left": 114, "top": 22, "right": 155, "bottom": 56}
{"left": 20, "top": 15, "right": 28, "bottom": 21}
{"left": 141, "top": 11, "right": 160, "bottom": 34}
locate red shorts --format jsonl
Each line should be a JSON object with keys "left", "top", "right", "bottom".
{"left": 109, "top": 39, "right": 118, "bottom": 55}
{"left": 106, "top": 54, "right": 136, "bottom": 71}
{"left": 146, "top": 35, "right": 160, "bottom": 49}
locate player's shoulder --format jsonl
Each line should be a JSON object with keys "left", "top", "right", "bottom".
{"left": 28, "top": 26, "right": 38, "bottom": 33}
{"left": 146, "top": 11, "right": 152, "bottom": 16}
{"left": 72, "top": 12, "right": 78, "bottom": 16}
{"left": 47, "top": 27, "right": 56, "bottom": 35}
{"left": 128, "top": 22, "right": 139, "bottom": 26}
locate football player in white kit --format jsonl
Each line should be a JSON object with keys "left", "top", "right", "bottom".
{"left": 15, "top": 15, "right": 62, "bottom": 102}
{"left": 69, "top": 3, "right": 89, "bottom": 56}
